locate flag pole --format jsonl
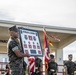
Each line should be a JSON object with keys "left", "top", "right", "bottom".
{"left": 43, "top": 28, "right": 50, "bottom": 75}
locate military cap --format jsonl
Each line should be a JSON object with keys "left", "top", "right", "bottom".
{"left": 9, "top": 25, "right": 18, "bottom": 32}
{"left": 50, "top": 54, "right": 54, "bottom": 58}
{"left": 68, "top": 54, "right": 72, "bottom": 57}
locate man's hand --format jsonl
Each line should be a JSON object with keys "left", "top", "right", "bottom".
{"left": 25, "top": 53, "right": 30, "bottom": 57}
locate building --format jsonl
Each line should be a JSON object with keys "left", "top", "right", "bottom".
{"left": 0, "top": 20, "right": 76, "bottom": 74}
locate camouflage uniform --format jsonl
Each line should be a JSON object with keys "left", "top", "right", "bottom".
{"left": 7, "top": 38, "right": 24, "bottom": 75}
{"left": 64, "top": 61, "right": 76, "bottom": 75}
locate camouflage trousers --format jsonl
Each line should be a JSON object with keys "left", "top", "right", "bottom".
{"left": 11, "top": 69, "right": 25, "bottom": 75}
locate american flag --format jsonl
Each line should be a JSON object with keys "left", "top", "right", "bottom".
{"left": 28, "top": 57, "right": 35, "bottom": 72}
{"left": 43, "top": 29, "right": 50, "bottom": 71}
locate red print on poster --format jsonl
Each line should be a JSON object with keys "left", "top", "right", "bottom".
{"left": 25, "top": 50, "right": 28, "bottom": 54}
{"left": 37, "top": 46, "right": 40, "bottom": 49}
{"left": 28, "top": 36, "right": 32, "bottom": 40}
{"left": 33, "top": 45, "right": 36, "bottom": 49}
{"left": 28, "top": 45, "right": 32, "bottom": 48}
{"left": 24, "top": 44, "right": 27, "bottom": 48}
{"left": 38, "top": 50, "right": 41, "bottom": 54}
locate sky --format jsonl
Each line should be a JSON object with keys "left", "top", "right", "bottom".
{"left": 0, "top": 0, "right": 76, "bottom": 60}
{"left": 0, "top": 0, "right": 76, "bottom": 28}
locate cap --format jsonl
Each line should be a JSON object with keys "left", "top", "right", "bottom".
{"left": 50, "top": 54, "right": 54, "bottom": 58}
{"left": 68, "top": 54, "right": 72, "bottom": 57}
{"left": 9, "top": 25, "right": 18, "bottom": 32}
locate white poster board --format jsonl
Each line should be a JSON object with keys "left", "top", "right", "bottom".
{"left": 18, "top": 27, "right": 42, "bottom": 56}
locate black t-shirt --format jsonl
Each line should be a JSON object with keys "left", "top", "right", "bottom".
{"left": 35, "top": 58, "right": 42, "bottom": 71}
{"left": 48, "top": 61, "right": 58, "bottom": 72}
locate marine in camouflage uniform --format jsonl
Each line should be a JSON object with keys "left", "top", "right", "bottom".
{"left": 7, "top": 25, "right": 30, "bottom": 75}
{"left": 64, "top": 54, "right": 76, "bottom": 75}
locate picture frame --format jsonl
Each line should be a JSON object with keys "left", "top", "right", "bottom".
{"left": 18, "top": 27, "right": 42, "bottom": 56}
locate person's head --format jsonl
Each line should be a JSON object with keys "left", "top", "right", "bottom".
{"left": 34, "top": 56, "right": 38, "bottom": 59}
{"left": 8, "top": 25, "right": 18, "bottom": 38}
{"left": 68, "top": 54, "right": 73, "bottom": 61}
{"left": 50, "top": 54, "right": 55, "bottom": 61}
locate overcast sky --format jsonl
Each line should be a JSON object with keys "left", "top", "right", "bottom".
{"left": 0, "top": 0, "right": 76, "bottom": 28}
{"left": 0, "top": 0, "right": 76, "bottom": 60}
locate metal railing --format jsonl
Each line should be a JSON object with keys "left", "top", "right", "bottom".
{"left": 0, "top": 62, "right": 10, "bottom": 75}
{"left": 0, "top": 62, "right": 66, "bottom": 75}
